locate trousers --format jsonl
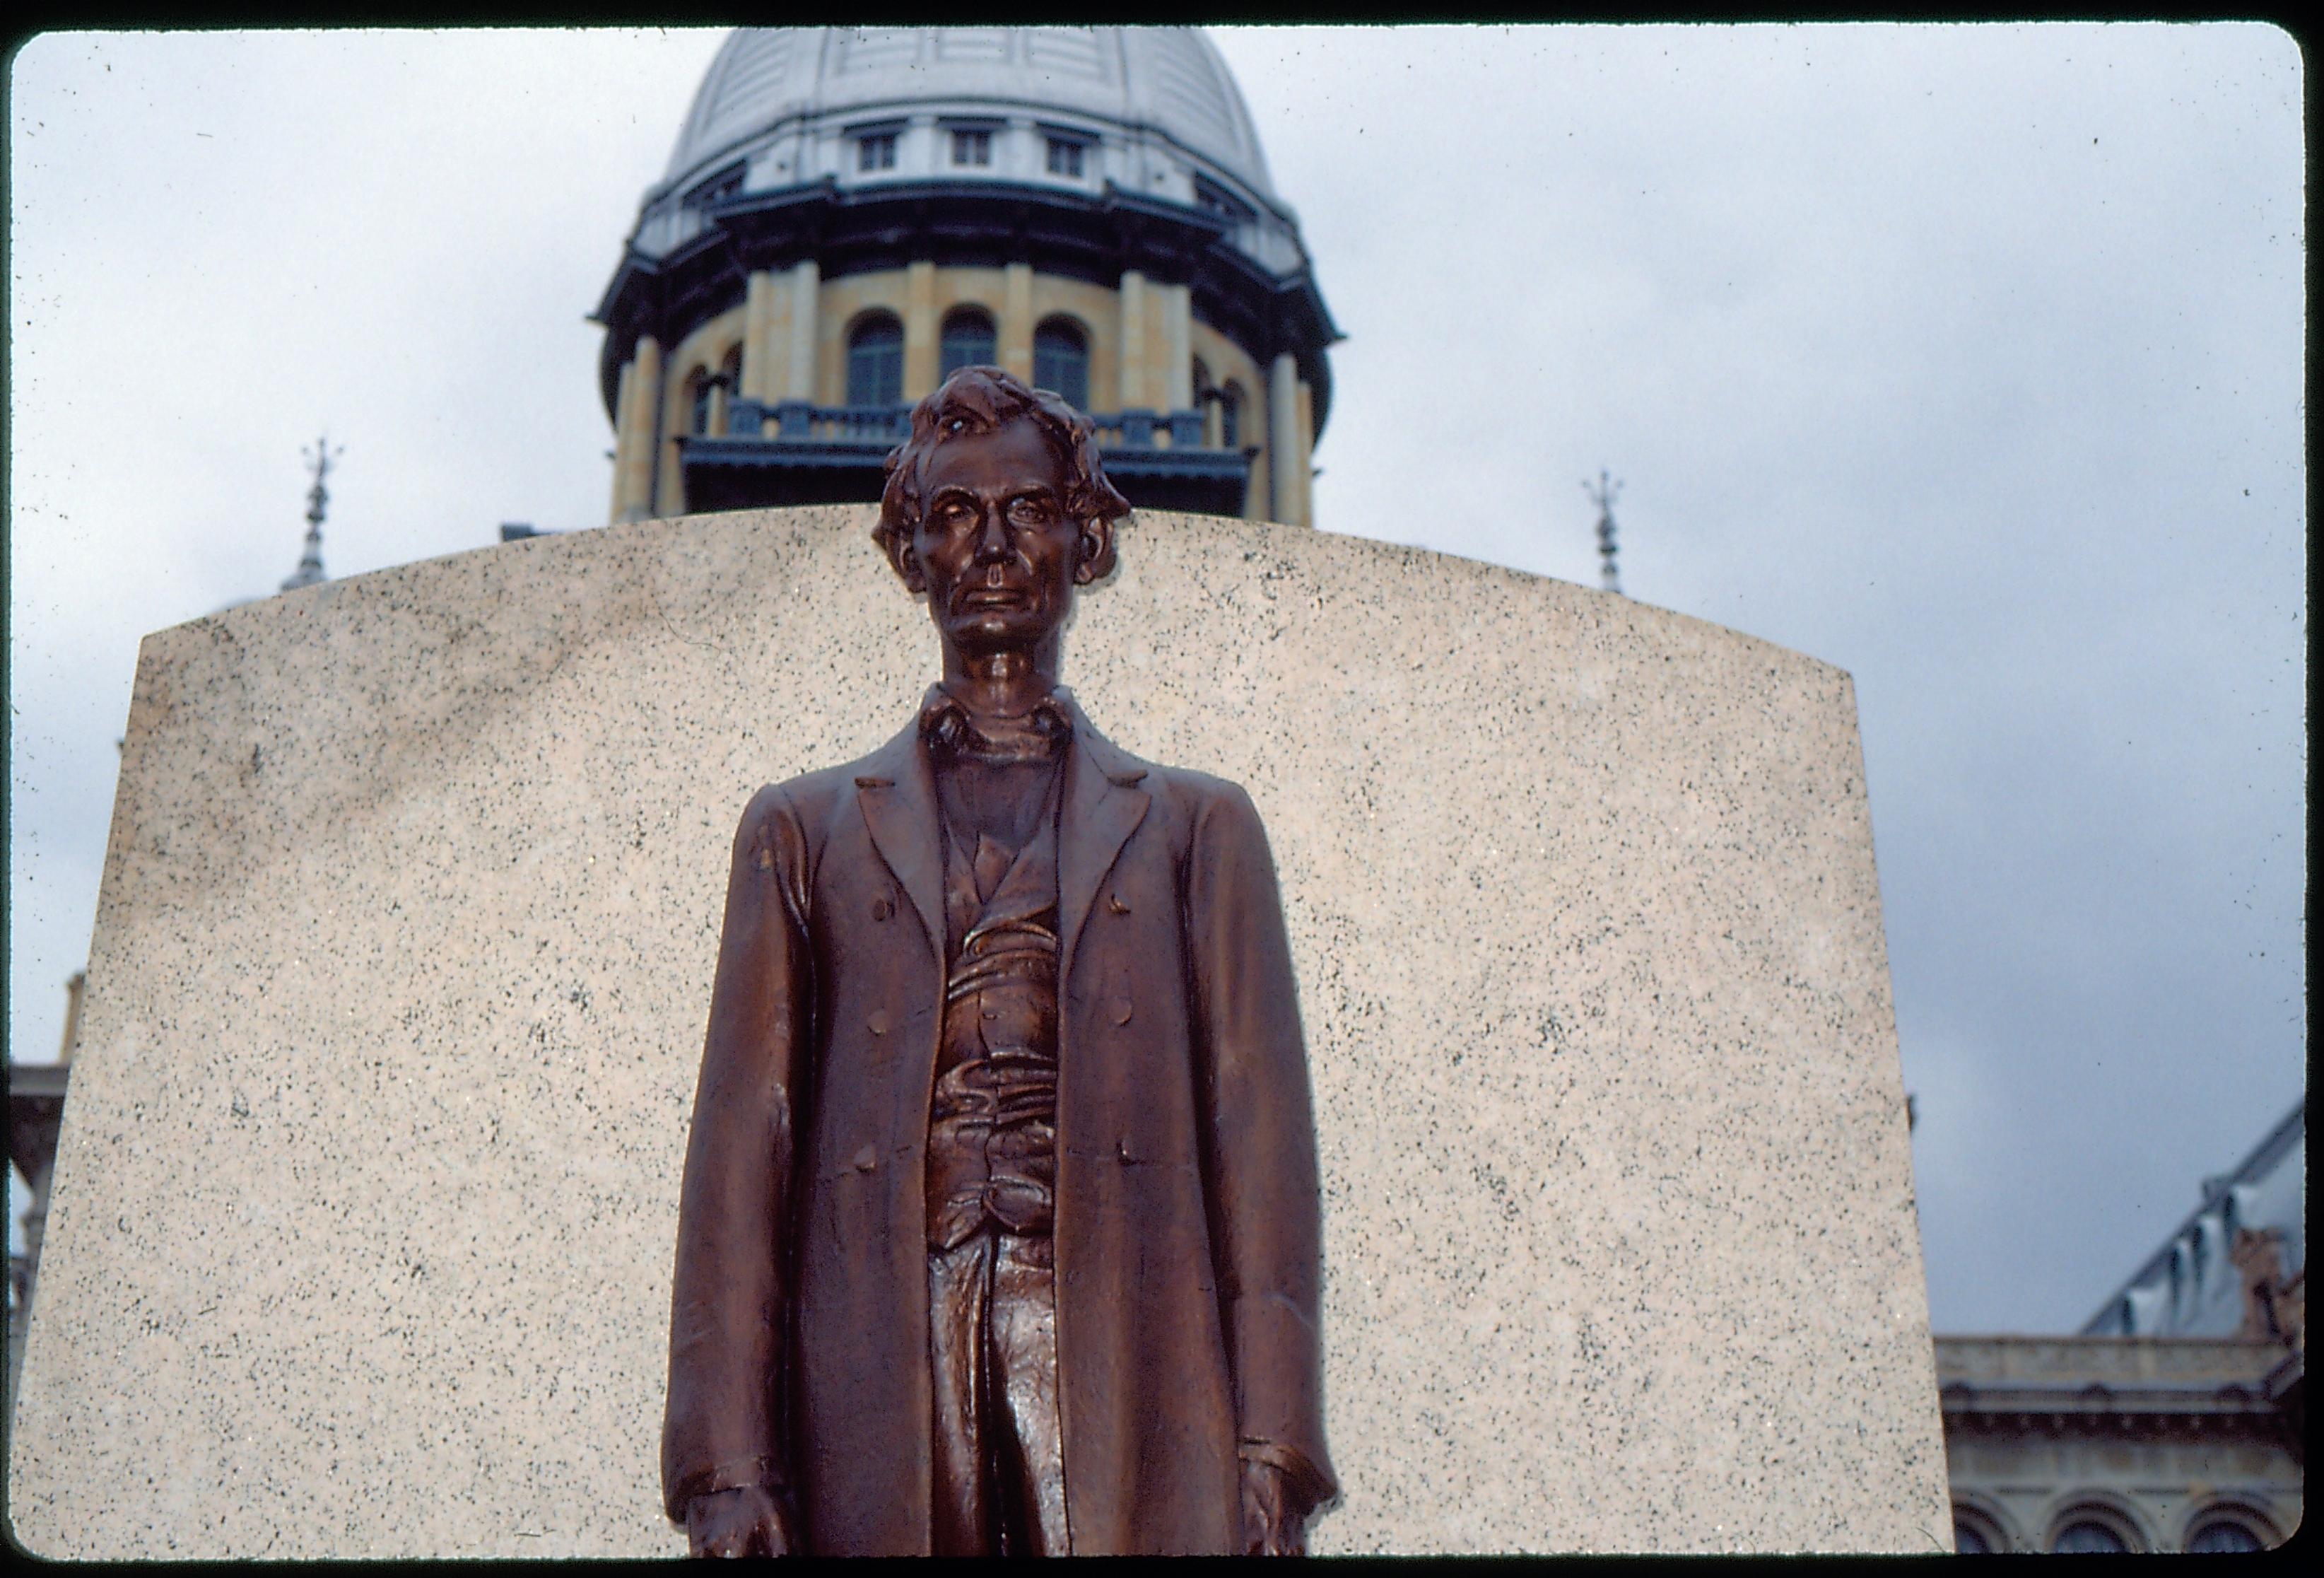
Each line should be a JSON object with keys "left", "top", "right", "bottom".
{"left": 927, "top": 1227, "right": 1070, "bottom": 1556}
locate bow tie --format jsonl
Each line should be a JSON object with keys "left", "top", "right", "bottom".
{"left": 919, "top": 686, "right": 1073, "bottom": 762}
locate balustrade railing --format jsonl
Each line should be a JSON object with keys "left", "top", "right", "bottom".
{"left": 717, "top": 399, "right": 1216, "bottom": 452}
{"left": 720, "top": 400, "right": 910, "bottom": 445}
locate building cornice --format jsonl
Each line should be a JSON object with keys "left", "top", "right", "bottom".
{"left": 1934, "top": 1333, "right": 2298, "bottom": 1436}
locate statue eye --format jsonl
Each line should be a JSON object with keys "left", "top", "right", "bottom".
{"left": 1007, "top": 495, "right": 1055, "bottom": 525}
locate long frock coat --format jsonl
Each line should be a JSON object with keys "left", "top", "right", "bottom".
{"left": 662, "top": 693, "right": 1336, "bottom": 1555}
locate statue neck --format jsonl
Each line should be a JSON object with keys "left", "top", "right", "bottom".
{"left": 938, "top": 639, "right": 1062, "bottom": 725}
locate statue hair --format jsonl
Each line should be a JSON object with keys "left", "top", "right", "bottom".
{"left": 875, "top": 366, "right": 1130, "bottom": 580}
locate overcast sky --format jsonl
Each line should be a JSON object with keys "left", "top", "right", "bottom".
{"left": 6, "top": 25, "right": 2304, "bottom": 1334}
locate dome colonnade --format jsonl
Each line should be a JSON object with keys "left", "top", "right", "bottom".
{"left": 594, "top": 26, "right": 1339, "bottom": 527}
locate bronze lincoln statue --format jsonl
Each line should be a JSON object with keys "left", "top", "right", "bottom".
{"left": 662, "top": 367, "right": 1335, "bottom": 1557}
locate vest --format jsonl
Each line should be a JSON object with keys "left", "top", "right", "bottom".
{"left": 925, "top": 746, "right": 1064, "bottom": 1251}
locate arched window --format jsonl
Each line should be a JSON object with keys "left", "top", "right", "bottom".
{"left": 940, "top": 308, "right": 997, "bottom": 380}
{"left": 847, "top": 313, "right": 904, "bottom": 407}
{"left": 1218, "top": 380, "right": 1245, "bottom": 449}
{"left": 687, "top": 370, "right": 714, "bottom": 436}
{"left": 2053, "top": 1521, "right": 2130, "bottom": 1554}
{"left": 1192, "top": 357, "right": 1219, "bottom": 445}
{"left": 2187, "top": 1521, "right": 2265, "bottom": 1553}
{"left": 1033, "top": 317, "right": 1088, "bottom": 413}
{"left": 1949, "top": 1499, "right": 2009, "bottom": 1555}
{"left": 713, "top": 346, "right": 742, "bottom": 435}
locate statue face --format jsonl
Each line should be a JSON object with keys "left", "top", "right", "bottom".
{"left": 898, "top": 417, "right": 1105, "bottom": 661}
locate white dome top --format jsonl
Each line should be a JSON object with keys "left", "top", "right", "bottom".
{"left": 667, "top": 26, "right": 1277, "bottom": 199}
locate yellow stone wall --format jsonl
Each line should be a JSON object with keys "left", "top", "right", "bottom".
{"left": 655, "top": 304, "right": 750, "bottom": 518}
{"left": 1189, "top": 318, "right": 1269, "bottom": 520}
{"left": 1029, "top": 276, "right": 1120, "bottom": 414}
{"left": 811, "top": 267, "right": 1082, "bottom": 407}
{"left": 610, "top": 264, "right": 1305, "bottom": 526}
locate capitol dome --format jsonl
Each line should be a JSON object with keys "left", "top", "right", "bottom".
{"left": 668, "top": 27, "right": 1278, "bottom": 202}
{"left": 596, "top": 25, "right": 1337, "bottom": 527}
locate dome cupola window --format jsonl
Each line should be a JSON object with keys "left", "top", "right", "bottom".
{"left": 949, "top": 127, "right": 993, "bottom": 168}
{"left": 1032, "top": 319, "right": 1088, "bottom": 412}
{"left": 1044, "top": 135, "right": 1087, "bottom": 179}
{"left": 847, "top": 314, "right": 905, "bottom": 407}
{"left": 857, "top": 129, "right": 898, "bottom": 173}
{"left": 685, "top": 163, "right": 745, "bottom": 217}
{"left": 940, "top": 309, "right": 997, "bottom": 380}
{"left": 1194, "top": 175, "right": 1253, "bottom": 224}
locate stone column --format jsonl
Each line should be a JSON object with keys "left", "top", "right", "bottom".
{"left": 1161, "top": 282, "right": 1193, "bottom": 414}
{"left": 1117, "top": 268, "right": 1148, "bottom": 411}
{"left": 786, "top": 259, "right": 819, "bottom": 404}
{"left": 614, "top": 335, "right": 662, "bottom": 522}
{"left": 903, "top": 259, "right": 939, "bottom": 399}
{"left": 655, "top": 364, "right": 686, "bottom": 518}
{"left": 1269, "top": 350, "right": 1300, "bottom": 525}
{"left": 1294, "top": 378, "right": 1316, "bottom": 529}
{"left": 1000, "top": 262, "right": 1035, "bottom": 382}
{"left": 740, "top": 270, "right": 775, "bottom": 401}
{"left": 606, "top": 357, "right": 636, "bottom": 524}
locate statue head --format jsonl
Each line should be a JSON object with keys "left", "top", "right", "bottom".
{"left": 876, "top": 366, "right": 1131, "bottom": 667}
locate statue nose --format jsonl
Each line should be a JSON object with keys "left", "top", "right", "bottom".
{"left": 973, "top": 510, "right": 1012, "bottom": 563}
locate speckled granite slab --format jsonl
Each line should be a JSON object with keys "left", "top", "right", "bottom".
{"left": 8, "top": 508, "right": 1949, "bottom": 1556}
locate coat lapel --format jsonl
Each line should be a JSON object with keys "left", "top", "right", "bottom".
{"left": 854, "top": 719, "right": 946, "bottom": 965}
{"left": 1055, "top": 690, "right": 1151, "bottom": 979}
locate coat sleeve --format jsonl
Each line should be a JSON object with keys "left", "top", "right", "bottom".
{"left": 662, "top": 784, "right": 814, "bottom": 1526}
{"left": 1185, "top": 781, "right": 1338, "bottom": 1514}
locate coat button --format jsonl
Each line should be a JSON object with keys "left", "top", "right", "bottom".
{"left": 1108, "top": 894, "right": 1130, "bottom": 915}
{"left": 1110, "top": 997, "right": 1133, "bottom": 1025}
{"left": 872, "top": 896, "right": 892, "bottom": 921}
{"left": 853, "top": 1145, "right": 878, "bottom": 1171}
{"left": 867, "top": 1008, "right": 891, "bottom": 1035}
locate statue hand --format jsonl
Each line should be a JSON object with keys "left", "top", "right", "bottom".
{"left": 686, "top": 1484, "right": 793, "bottom": 1557}
{"left": 1240, "top": 1459, "right": 1309, "bottom": 1557}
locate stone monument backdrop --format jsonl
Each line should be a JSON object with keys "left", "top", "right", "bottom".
{"left": 6, "top": 508, "right": 1949, "bottom": 1555}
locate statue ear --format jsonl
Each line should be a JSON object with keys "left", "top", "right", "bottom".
{"left": 885, "top": 525, "right": 927, "bottom": 594}
{"left": 1073, "top": 516, "right": 1117, "bottom": 584}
